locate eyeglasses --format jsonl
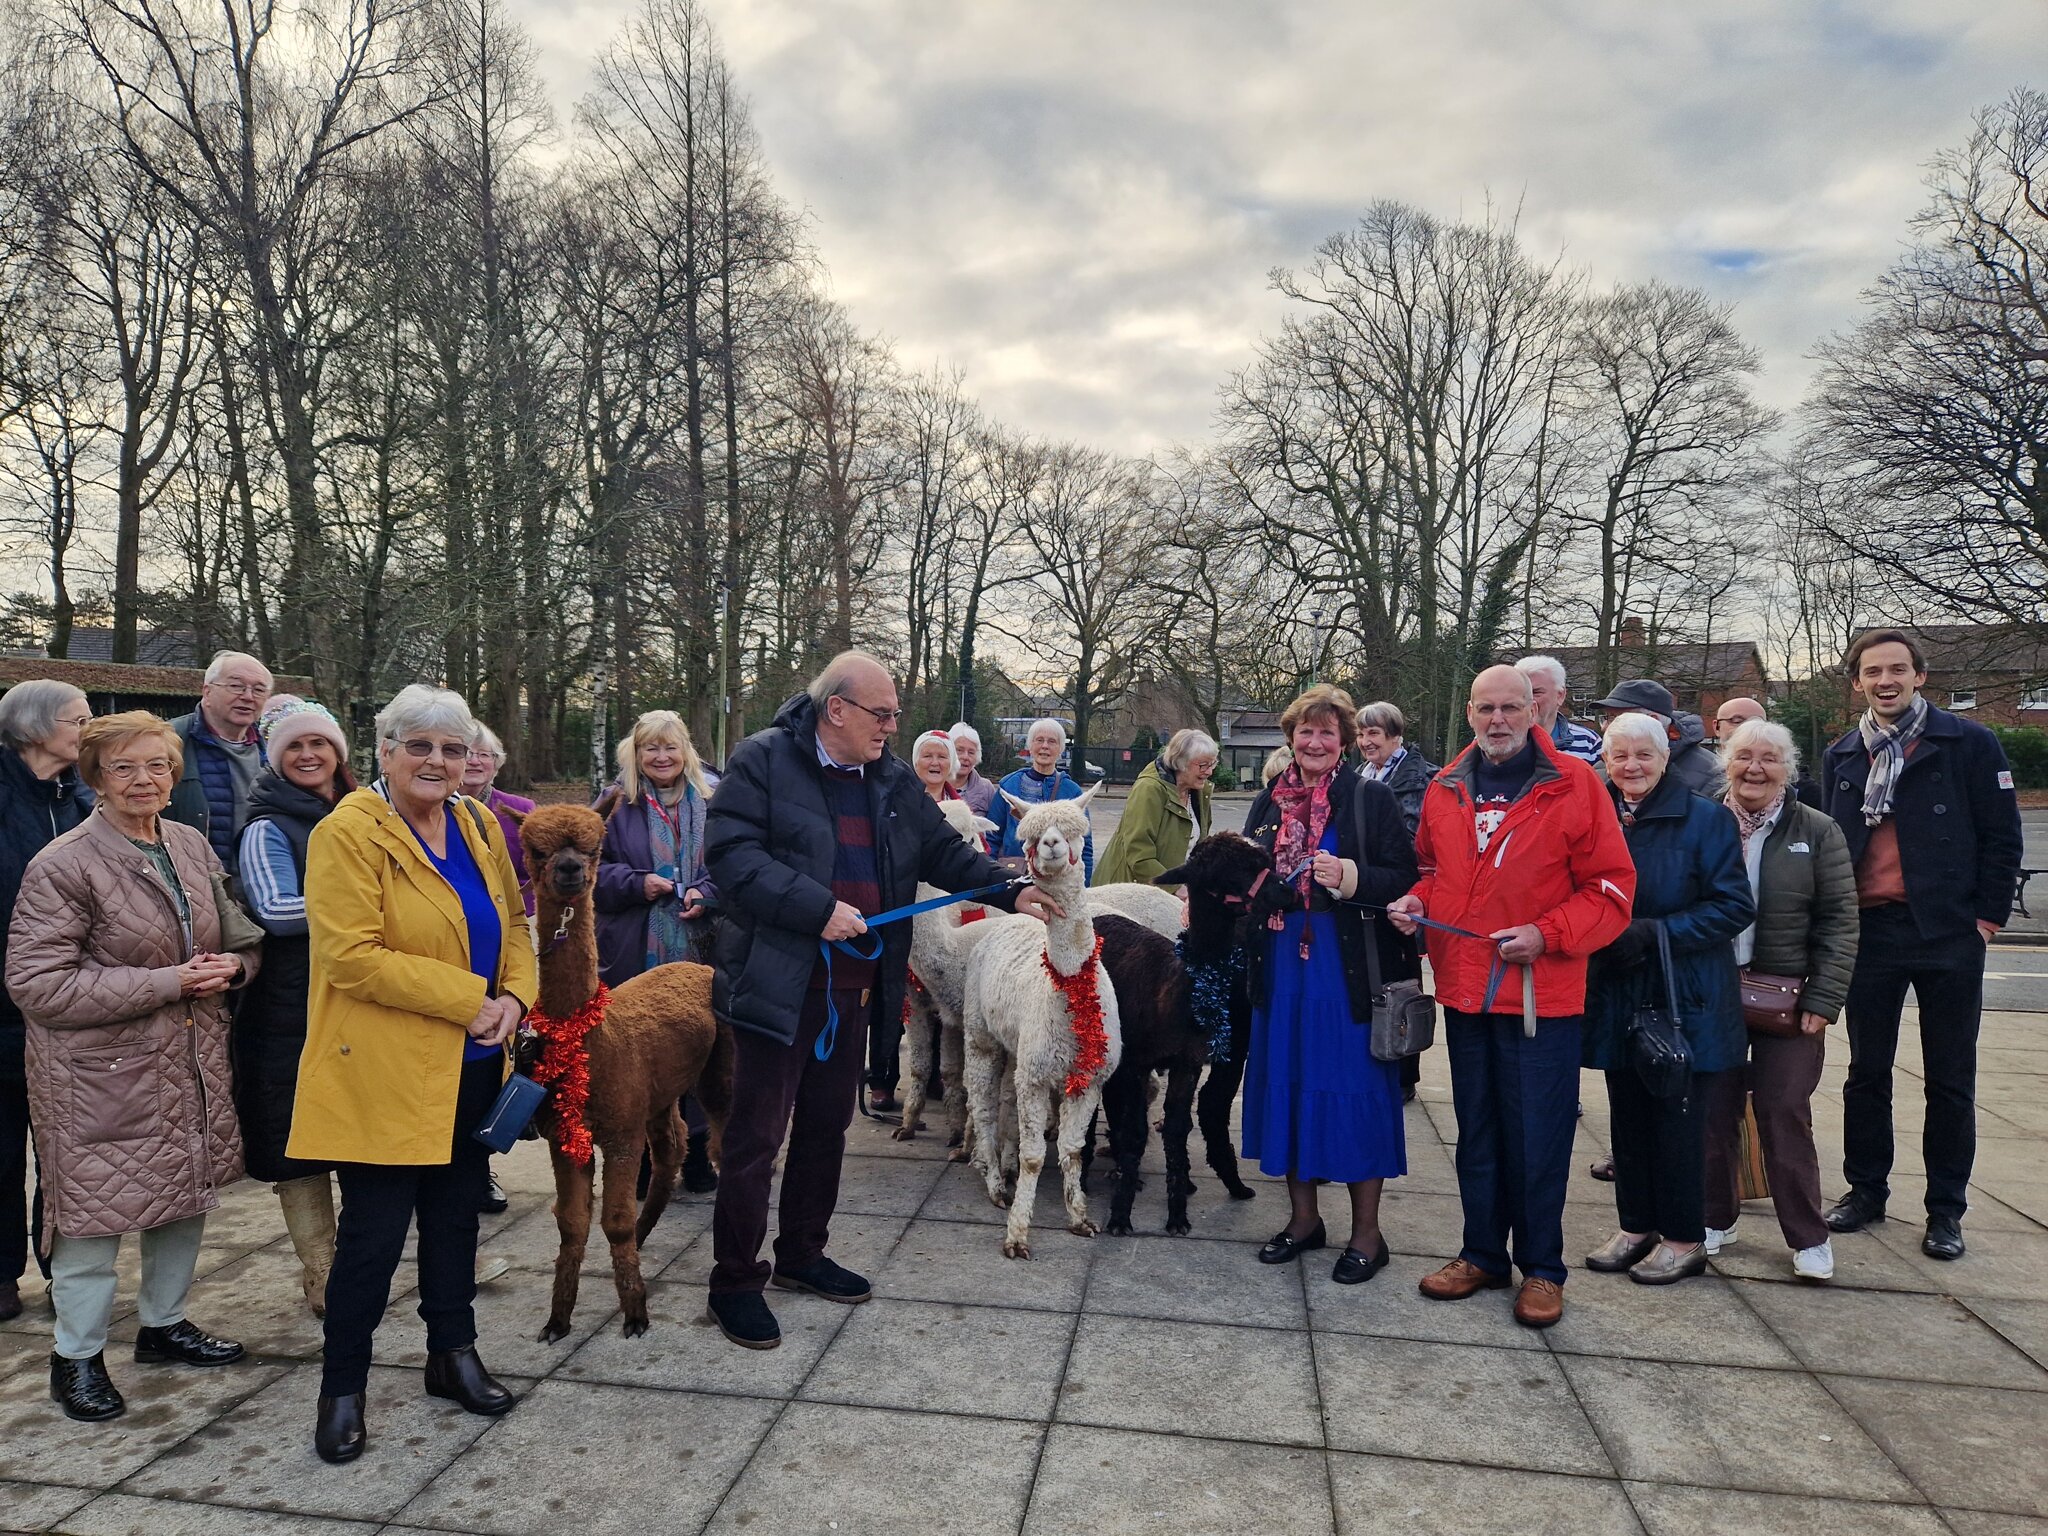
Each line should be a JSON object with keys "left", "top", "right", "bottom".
{"left": 837, "top": 698, "right": 904, "bottom": 726}
{"left": 56, "top": 714, "right": 91, "bottom": 729}
{"left": 212, "top": 681, "right": 270, "bottom": 698}
{"left": 104, "top": 759, "right": 175, "bottom": 781}
{"left": 464, "top": 747, "right": 496, "bottom": 761}
{"left": 397, "top": 739, "right": 469, "bottom": 762}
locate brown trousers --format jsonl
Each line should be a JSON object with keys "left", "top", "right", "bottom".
{"left": 1702, "top": 1030, "right": 1828, "bottom": 1250}
{"left": 709, "top": 989, "right": 866, "bottom": 1294}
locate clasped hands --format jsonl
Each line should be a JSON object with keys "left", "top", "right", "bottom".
{"left": 175, "top": 952, "right": 242, "bottom": 997}
{"left": 465, "top": 994, "right": 525, "bottom": 1048}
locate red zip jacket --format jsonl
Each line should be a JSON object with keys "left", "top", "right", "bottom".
{"left": 1409, "top": 728, "right": 1636, "bottom": 1017}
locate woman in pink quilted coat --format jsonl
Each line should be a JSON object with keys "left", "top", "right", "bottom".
{"left": 8, "top": 712, "right": 260, "bottom": 1423}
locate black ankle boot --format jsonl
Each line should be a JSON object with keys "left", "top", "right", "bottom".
{"left": 682, "top": 1130, "right": 719, "bottom": 1194}
{"left": 50, "top": 1352, "right": 125, "bottom": 1421}
{"left": 424, "top": 1345, "right": 515, "bottom": 1416}
{"left": 315, "top": 1391, "right": 366, "bottom": 1463}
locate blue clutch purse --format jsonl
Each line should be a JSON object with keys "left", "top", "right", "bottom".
{"left": 473, "top": 1071, "right": 547, "bottom": 1153}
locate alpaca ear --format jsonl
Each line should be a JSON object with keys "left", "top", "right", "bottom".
{"left": 1073, "top": 781, "right": 1103, "bottom": 810}
{"left": 973, "top": 816, "right": 998, "bottom": 838}
{"left": 999, "top": 788, "right": 1030, "bottom": 816}
{"left": 1153, "top": 865, "right": 1188, "bottom": 887}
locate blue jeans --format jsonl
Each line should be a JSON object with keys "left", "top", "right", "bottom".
{"left": 1444, "top": 1009, "right": 1582, "bottom": 1286}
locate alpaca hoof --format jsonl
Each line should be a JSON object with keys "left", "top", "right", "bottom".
{"left": 1003, "top": 1238, "right": 1031, "bottom": 1260}
{"left": 622, "top": 1314, "right": 650, "bottom": 1339}
{"left": 1069, "top": 1219, "right": 1098, "bottom": 1238}
{"left": 891, "top": 1125, "right": 916, "bottom": 1142}
{"left": 946, "top": 1130, "right": 964, "bottom": 1149}
{"left": 1165, "top": 1217, "right": 1192, "bottom": 1237}
{"left": 1105, "top": 1215, "right": 1132, "bottom": 1236}
{"left": 1229, "top": 1186, "right": 1257, "bottom": 1201}
{"left": 988, "top": 1188, "right": 1012, "bottom": 1210}
{"left": 538, "top": 1319, "right": 571, "bottom": 1344}
{"left": 947, "top": 1146, "right": 970, "bottom": 1163}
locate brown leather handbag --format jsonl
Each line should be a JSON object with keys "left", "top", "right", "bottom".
{"left": 1738, "top": 969, "right": 1804, "bottom": 1038}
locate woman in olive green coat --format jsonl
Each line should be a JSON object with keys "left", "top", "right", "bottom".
{"left": 1093, "top": 729, "right": 1218, "bottom": 891}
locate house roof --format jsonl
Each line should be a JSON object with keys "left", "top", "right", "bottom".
{"left": 1501, "top": 641, "right": 1764, "bottom": 691}
{"left": 0, "top": 655, "right": 315, "bottom": 702}
{"left": 1901, "top": 623, "right": 2048, "bottom": 678}
{"left": 55, "top": 628, "right": 201, "bottom": 668}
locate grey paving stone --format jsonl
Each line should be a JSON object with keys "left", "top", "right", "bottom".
{"left": 394, "top": 1378, "right": 776, "bottom": 1535}
{"left": 1087, "top": 1232, "right": 1308, "bottom": 1329}
{"left": 170, "top": 1245, "right": 327, "bottom": 1363}
{"left": 1624, "top": 1483, "right": 1949, "bottom": 1536}
{"left": 556, "top": 1276, "right": 849, "bottom": 1399}
{"left": 0, "top": 1355, "right": 284, "bottom": 1491}
{"left": 703, "top": 1401, "right": 1042, "bottom": 1536}
{"left": 1965, "top": 1298, "right": 2048, "bottom": 1374}
{"left": 1708, "top": 1227, "right": 1940, "bottom": 1293}
{"left": 1327, "top": 1452, "right": 1640, "bottom": 1535}
{"left": 789, "top": 1152, "right": 947, "bottom": 1218}
{"left": 0, "top": 1482, "right": 94, "bottom": 1533}
{"left": 369, "top": 1253, "right": 614, "bottom": 1380}
{"left": 1314, "top": 1334, "right": 1607, "bottom": 1474}
{"left": 1740, "top": 1282, "right": 2048, "bottom": 1389}
{"left": 1560, "top": 1355, "right": 1916, "bottom": 1500}
{"left": 1937, "top": 1513, "right": 2048, "bottom": 1536}
{"left": 1372, "top": 1189, "right": 1471, "bottom": 1259}
{"left": 117, "top": 1362, "right": 501, "bottom": 1522}
{"left": 801, "top": 1296, "right": 1073, "bottom": 1420}
{"left": 877, "top": 1217, "right": 1095, "bottom": 1313}
{"left": 1026, "top": 1424, "right": 1333, "bottom": 1535}
{"left": 1543, "top": 1272, "right": 1797, "bottom": 1368}
{"left": 1301, "top": 1252, "right": 1545, "bottom": 1352}
{"left": 477, "top": 1195, "right": 708, "bottom": 1280}
{"left": 1059, "top": 1314, "right": 1321, "bottom": 1446}
{"left": 652, "top": 1214, "right": 908, "bottom": 1292}
{"left": 1826, "top": 1373, "right": 2048, "bottom": 1517}
{"left": 53, "top": 1492, "right": 383, "bottom": 1534}
{"left": 915, "top": 1161, "right": 1101, "bottom": 1230}
{"left": 1861, "top": 1224, "right": 2048, "bottom": 1303}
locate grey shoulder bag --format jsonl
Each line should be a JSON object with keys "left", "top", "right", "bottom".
{"left": 1355, "top": 776, "right": 1435, "bottom": 1061}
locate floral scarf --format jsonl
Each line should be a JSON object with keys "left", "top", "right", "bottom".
{"left": 1268, "top": 763, "right": 1332, "bottom": 898}
{"left": 1724, "top": 790, "right": 1785, "bottom": 845}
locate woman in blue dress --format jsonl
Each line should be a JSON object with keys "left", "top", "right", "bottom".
{"left": 1240, "top": 684, "right": 1421, "bottom": 1284}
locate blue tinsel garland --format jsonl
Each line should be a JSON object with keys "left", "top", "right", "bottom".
{"left": 1178, "top": 935, "right": 1246, "bottom": 1065}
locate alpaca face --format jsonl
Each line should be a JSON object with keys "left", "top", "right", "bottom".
{"left": 1013, "top": 800, "right": 1089, "bottom": 882}
{"left": 937, "top": 797, "right": 998, "bottom": 850}
{"left": 521, "top": 804, "right": 606, "bottom": 903}
{"left": 1170, "top": 833, "right": 1301, "bottom": 924}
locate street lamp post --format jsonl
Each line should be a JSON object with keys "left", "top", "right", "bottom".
{"left": 1308, "top": 609, "right": 1324, "bottom": 685}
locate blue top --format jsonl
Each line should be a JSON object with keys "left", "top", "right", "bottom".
{"left": 409, "top": 818, "right": 505, "bottom": 1062}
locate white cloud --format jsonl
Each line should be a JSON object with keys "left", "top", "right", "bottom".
{"left": 508, "top": 0, "right": 2045, "bottom": 450}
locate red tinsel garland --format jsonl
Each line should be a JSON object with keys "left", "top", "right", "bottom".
{"left": 528, "top": 983, "right": 609, "bottom": 1166}
{"left": 1043, "top": 935, "right": 1109, "bottom": 1098}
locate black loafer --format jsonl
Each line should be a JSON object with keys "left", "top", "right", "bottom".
{"left": 1332, "top": 1237, "right": 1391, "bottom": 1285}
{"left": 423, "top": 1345, "right": 515, "bottom": 1416}
{"left": 134, "top": 1320, "right": 243, "bottom": 1367}
{"left": 771, "top": 1256, "right": 872, "bottom": 1304}
{"left": 1257, "top": 1221, "right": 1327, "bottom": 1265}
{"left": 1825, "top": 1190, "right": 1887, "bottom": 1233}
{"left": 50, "top": 1352, "right": 125, "bottom": 1422}
{"left": 315, "top": 1391, "right": 366, "bottom": 1463}
{"left": 706, "top": 1290, "right": 782, "bottom": 1350}
{"left": 1922, "top": 1215, "right": 1965, "bottom": 1261}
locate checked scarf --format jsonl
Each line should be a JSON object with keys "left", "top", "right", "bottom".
{"left": 1857, "top": 694, "right": 1929, "bottom": 827}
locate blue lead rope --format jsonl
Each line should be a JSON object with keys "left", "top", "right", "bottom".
{"left": 814, "top": 879, "right": 1027, "bottom": 1062}
{"left": 1350, "top": 902, "right": 1537, "bottom": 1038}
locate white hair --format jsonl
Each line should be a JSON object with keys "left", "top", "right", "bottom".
{"left": 1515, "top": 654, "right": 1568, "bottom": 690}
{"left": 911, "top": 728, "right": 959, "bottom": 779}
{"left": 470, "top": 722, "right": 507, "bottom": 765}
{"left": 1160, "top": 727, "right": 1219, "bottom": 773}
{"left": 1720, "top": 718, "right": 1800, "bottom": 778}
{"left": 1602, "top": 712, "right": 1670, "bottom": 760}
{"left": 204, "top": 650, "right": 272, "bottom": 687}
{"left": 808, "top": 649, "right": 889, "bottom": 711}
{"left": 1027, "top": 717, "right": 1068, "bottom": 748}
{"left": 375, "top": 684, "right": 478, "bottom": 748}
{"left": 0, "top": 679, "right": 86, "bottom": 752}
{"left": 947, "top": 721, "right": 981, "bottom": 748}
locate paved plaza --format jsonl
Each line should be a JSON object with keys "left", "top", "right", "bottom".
{"left": 4, "top": 992, "right": 2048, "bottom": 1535}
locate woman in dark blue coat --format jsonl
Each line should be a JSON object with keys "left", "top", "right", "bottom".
{"left": 1583, "top": 713, "right": 1753, "bottom": 1286}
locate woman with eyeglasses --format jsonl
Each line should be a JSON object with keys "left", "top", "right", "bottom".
{"left": 0, "top": 681, "right": 94, "bottom": 1328}
{"left": 460, "top": 724, "right": 535, "bottom": 916}
{"left": 287, "top": 686, "right": 537, "bottom": 1464}
{"left": 9, "top": 712, "right": 259, "bottom": 1421}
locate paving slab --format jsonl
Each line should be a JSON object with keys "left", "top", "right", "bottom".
{"left": 0, "top": 1356, "right": 285, "bottom": 1491}
{"left": 0, "top": 1482, "right": 94, "bottom": 1533}
{"left": 1861, "top": 1223, "right": 2048, "bottom": 1303}
{"left": 1541, "top": 1272, "right": 1799, "bottom": 1369}
{"left": 1086, "top": 1231, "right": 1308, "bottom": 1329}
{"left": 702, "top": 1401, "right": 1042, "bottom": 1536}
{"left": 1327, "top": 1452, "right": 1641, "bottom": 1535}
{"left": 53, "top": 1492, "right": 383, "bottom": 1534}
{"left": 1559, "top": 1355, "right": 1917, "bottom": 1500}
{"left": 1300, "top": 1252, "right": 1546, "bottom": 1352}
{"left": 1058, "top": 1313, "right": 1321, "bottom": 1446}
{"left": 1314, "top": 1333, "right": 1609, "bottom": 1475}
{"left": 877, "top": 1217, "right": 1095, "bottom": 1313}
{"left": 1825, "top": 1374, "right": 2048, "bottom": 1517}
{"left": 1938, "top": 1514, "right": 2048, "bottom": 1536}
{"left": 800, "top": 1296, "right": 1074, "bottom": 1421}
{"left": 392, "top": 1378, "right": 777, "bottom": 1536}
{"left": 1963, "top": 1297, "right": 2048, "bottom": 1373}
{"left": 1622, "top": 1482, "right": 1950, "bottom": 1536}
{"left": 555, "top": 1276, "right": 849, "bottom": 1400}
{"left": 1740, "top": 1282, "right": 2048, "bottom": 1389}
{"left": 1026, "top": 1424, "right": 1333, "bottom": 1536}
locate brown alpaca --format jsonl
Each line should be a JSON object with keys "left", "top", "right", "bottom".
{"left": 519, "top": 804, "right": 734, "bottom": 1342}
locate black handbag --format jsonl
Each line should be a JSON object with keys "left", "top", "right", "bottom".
{"left": 1625, "top": 920, "right": 1693, "bottom": 1098}
{"left": 1354, "top": 777, "right": 1435, "bottom": 1061}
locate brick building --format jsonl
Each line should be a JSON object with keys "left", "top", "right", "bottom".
{"left": 1502, "top": 622, "right": 1768, "bottom": 728}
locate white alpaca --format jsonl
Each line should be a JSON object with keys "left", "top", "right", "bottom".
{"left": 1089, "top": 881, "right": 1183, "bottom": 940}
{"left": 962, "top": 786, "right": 1122, "bottom": 1259}
{"left": 896, "top": 799, "right": 1007, "bottom": 1152}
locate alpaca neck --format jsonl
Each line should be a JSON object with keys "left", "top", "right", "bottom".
{"left": 1183, "top": 896, "right": 1238, "bottom": 961}
{"left": 1038, "top": 873, "right": 1094, "bottom": 976}
{"left": 534, "top": 893, "right": 601, "bottom": 1019}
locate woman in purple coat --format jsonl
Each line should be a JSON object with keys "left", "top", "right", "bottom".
{"left": 595, "top": 710, "right": 719, "bottom": 1191}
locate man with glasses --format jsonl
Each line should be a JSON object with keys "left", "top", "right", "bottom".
{"left": 167, "top": 650, "right": 274, "bottom": 865}
{"left": 701, "top": 650, "right": 1062, "bottom": 1350}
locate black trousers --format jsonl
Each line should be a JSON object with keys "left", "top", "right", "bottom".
{"left": 1843, "top": 904, "right": 1986, "bottom": 1219}
{"left": 1605, "top": 1067, "right": 1719, "bottom": 1244}
{"left": 321, "top": 1055, "right": 499, "bottom": 1397}
{"left": 1, "top": 1073, "right": 47, "bottom": 1286}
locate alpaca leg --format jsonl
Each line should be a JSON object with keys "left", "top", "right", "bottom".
{"left": 997, "top": 1060, "right": 1020, "bottom": 1192}
{"left": 965, "top": 1034, "right": 1010, "bottom": 1207}
{"left": 1101, "top": 1069, "right": 1146, "bottom": 1236}
{"left": 600, "top": 1141, "right": 653, "bottom": 1338}
{"left": 696, "top": 1025, "right": 735, "bottom": 1169}
{"left": 636, "top": 1106, "right": 684, "bottom": 1245}
{"left": 895, "top": 994, "right": 934, "bottom": 1142}
{"left": 941, "top": 1019, "right": 969, "bottom": 1156}
{"left": 1005, "top": 1085, "right": 1052, "bottom": 1259}
{"left": 1055, "top": 1087, "right": 1101, "bottom": 1239}
{"left": 1161, "top": 1062, "right": 1200, "bottom": 1236}
{"left": 1198, "top": 1054, "right": 1255, "bottom": 1200}
{"left": 541, "top": 1144, "right": 595, "bottom": 1343}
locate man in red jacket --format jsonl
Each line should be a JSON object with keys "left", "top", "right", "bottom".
{"left": 1389, "top": 665, "right": 1634, "bottom": 1328}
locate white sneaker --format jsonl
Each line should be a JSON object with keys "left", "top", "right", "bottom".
{"left": 1705, "top": 1223, "right": 1738, "bottom": 1255}
{"left": 477, "top": 1256, "right": 512, "bottom": 1286}
{"left": 1793, "top": 1241, "right": 1834, "bottom": 1281}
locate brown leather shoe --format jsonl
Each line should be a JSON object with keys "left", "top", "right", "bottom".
{"left": 1418, "top": 1258, "right": 1511, "bottom": 1301}
{"left": 1514, "top": 1277, "right": 1564, "bottom": 1328}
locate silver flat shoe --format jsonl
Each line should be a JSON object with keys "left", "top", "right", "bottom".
{"left": 1586, "top": 1230, "right": 1659, "bottom": 1273}
{"left": 1628, "top": 1243, "right": 1709, "bottom": 1285}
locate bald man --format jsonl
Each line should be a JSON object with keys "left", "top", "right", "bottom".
{"left": 1388, "top": 665, "right": 1635, "bottom": 1328}
{"left": 1712, "top": 696, "right": 1766, "bottom": 738}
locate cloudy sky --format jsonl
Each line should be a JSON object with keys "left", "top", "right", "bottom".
{"left": 508, "top": 0, "right": 2043, "bottom": 455}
